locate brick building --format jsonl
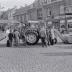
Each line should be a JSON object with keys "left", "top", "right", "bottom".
{"left": 13, "top": 0, "right": 65, "bottom": 20}
{"left": 0, "top": 8, "right": 19, "bottom": 31}
{"left": 13, "top": 0, "right": 72, "bottom": 32}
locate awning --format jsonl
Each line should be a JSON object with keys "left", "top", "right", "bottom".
{"left": 0, "top": 20, "right": 20, "bottom": 24}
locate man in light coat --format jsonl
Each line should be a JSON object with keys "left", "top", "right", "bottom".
{"left": 13, "top": 30, "right": 20, "bottom": 46}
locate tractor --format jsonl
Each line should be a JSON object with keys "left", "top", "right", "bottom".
{"left": 17, "top": 20, "right": 44, "bottom": 45}
{"left": 13, "top": 19, "right": 58, "bottom": 45}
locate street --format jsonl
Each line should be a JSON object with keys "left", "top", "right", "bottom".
{"left": 0, "top": 38, "right": 72, "bottom": 72}
{"left": 0, "top": 0, "right": 72, "bottom": 71}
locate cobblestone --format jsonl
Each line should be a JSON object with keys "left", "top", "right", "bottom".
{"left": 0, "top": 36, "right": 72, "bottom": 72}
{"left": 0, "top": 46, "right": 71, "bottom": 72}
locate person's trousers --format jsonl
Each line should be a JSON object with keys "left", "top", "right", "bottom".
{"left": 9, "top": 39, "right": 12, "bottom": 47}
{"left": 14, "top": 38, "right": 19, "bottom": 46}
{"left": 41, "top": 37, "right": 46, "bottom": 47}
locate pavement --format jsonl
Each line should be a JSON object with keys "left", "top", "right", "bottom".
{"left": 0, "top": 34, "right": 72, "bottom": 72}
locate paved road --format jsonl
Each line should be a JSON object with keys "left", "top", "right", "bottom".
{"left": 0, "top": 37, "right": 72, "bottom": 72}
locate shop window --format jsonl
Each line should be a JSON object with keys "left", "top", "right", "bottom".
{"left": 68, "top": 24, "right": 72, "bottom": 28}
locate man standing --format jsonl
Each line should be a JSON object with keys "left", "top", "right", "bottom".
{"left": 40, "top": 26, "right": 47, "bottom": 47}
{"left": 13, "top": 30, "right": 20, "bottom": 46}
{"left": 51, "top": 26, "right": 56, "bottom": 45}
{"left": 7, "top": 30, "right": 13, "bottom": 47}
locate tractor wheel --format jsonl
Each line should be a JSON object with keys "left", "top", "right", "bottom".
{"left": 25, "top": 32, "right": 39, "bottom": 45}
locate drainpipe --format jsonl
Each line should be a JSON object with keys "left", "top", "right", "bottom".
{"left": 64, "top": 6, "right": 68, "bottom": 33}
{"left": 63, "top": 0, "right": 69, "bottom": 33}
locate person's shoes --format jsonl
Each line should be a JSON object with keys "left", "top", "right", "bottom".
{"left": 48, "top": 44, "right": 50, "bottom": 46}
{"left": 45, "top": 45, "right": 47, "bottom": 48}
{"left": 42, "top": 45, "right": 47, "bottom": 48}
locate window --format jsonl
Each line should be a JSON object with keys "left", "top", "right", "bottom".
{"left": 68, "top": 23, "right": 72, "bottom": 28}
{"left": 37, "top": 8, "right": 43, "bottom": 20}
{"left": 47, "top": 9, "right": 51, "bottom": 17}
{"left": 41, "top": 0, "right": 47, "bottom": 5}
{"left": 65, "top": 7, "right": 69, "bottom": 13}
{"left": 60, "top": 5, "right": 64, "bottom": 14}
{"left": 51, "top": 0, "right": 56, "bottom": 2}
{"left": 16, "top": 15, "right": 19, "bottom": 21}
{"left": 43, "top": 0, "right": 47, "bottom": 3}
{"left": 20, "top": 15, "right": 23, "bottom": 23}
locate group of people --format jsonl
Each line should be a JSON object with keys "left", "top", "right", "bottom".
{"left": 6, "top": 25, "right": 56, "bottom": 47}
{"left": 40, "top": 26, "right": 56, "bottom": 47}
{"left": 6, "top": 29, "right": 20, "bottom": 47}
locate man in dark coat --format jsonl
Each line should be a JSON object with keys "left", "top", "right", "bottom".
{"left": 7, "top": 30, "right": 13, "bottom": 47}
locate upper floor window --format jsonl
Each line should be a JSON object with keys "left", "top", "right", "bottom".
{"left": 38, "top": 0, "right": 47, "bottom": 5}
{"left": 47, "top": 9, "right": 51, "bottom": 17}
{"left": 43, "top": 0, "right": 47, "bottom": 3}
{"left": 51, "top": 0, "right": 57, "bottom": 2}
{"left": 16, "top": 15, "right": 19, "bottom": 21}
{"left": 60, "top": 5, "right": 64, "bottom": 14}
{"left": 37, "top": 8, "right": 43, "bottom": 20}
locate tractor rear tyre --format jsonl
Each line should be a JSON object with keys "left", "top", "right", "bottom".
{"left": 25, "top": 32, "right": 39, "bottom": 45}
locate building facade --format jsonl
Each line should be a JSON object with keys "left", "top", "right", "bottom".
{"left": 13, "top": 0, "right": 72, "bottom": 32}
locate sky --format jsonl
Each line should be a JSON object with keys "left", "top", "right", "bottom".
{"left": 0, "top": 0, "right": 35, "bottom": 10}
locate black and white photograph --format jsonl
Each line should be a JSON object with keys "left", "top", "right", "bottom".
{"left": 0, "top": 0, "right": 72, "bottom": 71}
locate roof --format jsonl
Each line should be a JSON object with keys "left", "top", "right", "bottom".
{"left": 13, "top": 3, "right": 37, "bottom": 16}
{"left": 14, "top": 6, "right": 31, "bottom": 16}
